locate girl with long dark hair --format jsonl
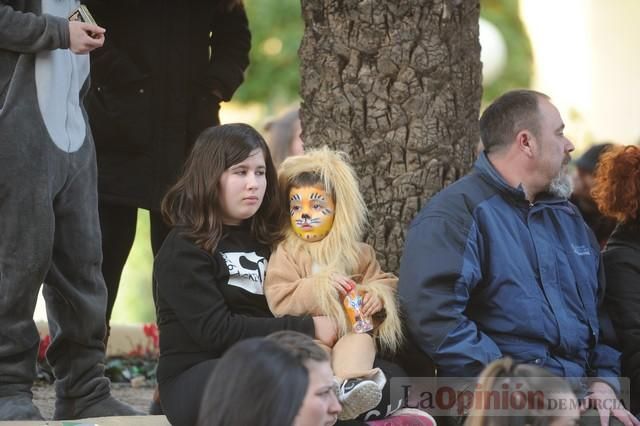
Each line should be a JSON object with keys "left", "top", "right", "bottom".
{"left": 153, "top": 123, "right": 336, "bottom": 426}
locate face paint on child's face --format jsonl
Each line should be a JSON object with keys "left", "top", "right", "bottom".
{"left": 289, "top": 185, "right": 335, "bottom": 242}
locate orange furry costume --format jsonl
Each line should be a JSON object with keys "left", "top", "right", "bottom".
{"left": 264, "top": 149, "right": 403, "bottom": 419}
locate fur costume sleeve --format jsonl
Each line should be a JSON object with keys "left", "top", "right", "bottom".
{"left": 0, "top": 5, "right": 70, "bottom": 52}
{"left": 264, "top": 244, "right": 324, "bottom": 317}
{"left": 265, "top": 241, "right": 404, "bottom": 354}
{"left": 355, "top": 243, "right": 403, "bottom": 354}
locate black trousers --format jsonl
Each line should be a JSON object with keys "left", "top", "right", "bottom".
{"left": 98, "top": 201, "right": 171, "bottom": 336}
{"left": 159, "top": 357, "right": 407, "bottom": 426}
{"left": 159, "top": 359, "right": 218, "bottom": 426}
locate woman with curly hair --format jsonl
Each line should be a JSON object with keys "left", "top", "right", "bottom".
{"left": 592, "top": 144, "right": 640, "bottom": 416}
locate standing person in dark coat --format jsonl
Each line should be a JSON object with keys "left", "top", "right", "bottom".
{"left": 593, "top": 145, "right": 640, "bottom": 416}
{"left": 82, "top": 0, "right": 251, "bottom": 339}
{"left": 571, "top": 142, "right": 617, "bottom": 248}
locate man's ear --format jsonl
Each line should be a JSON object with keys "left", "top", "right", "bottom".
{"left": 516, "top": 130, "right": 536, "bottom": 157}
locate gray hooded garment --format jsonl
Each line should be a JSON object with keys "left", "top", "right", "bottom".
{"left": 1, "top": 0, "right": 86, "bottom": 151}
{"left": 0, "top": 0, "right": 111, "bottom": 408}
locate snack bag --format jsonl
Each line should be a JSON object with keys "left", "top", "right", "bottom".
{"left": 343, "top": 287, "right": 374, "bottom": 333}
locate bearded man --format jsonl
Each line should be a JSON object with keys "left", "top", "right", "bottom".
{"left": 399, "top": 90, "right": 638, "bottom": 425}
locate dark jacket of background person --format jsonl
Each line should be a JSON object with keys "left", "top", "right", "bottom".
{"left": 399, "top": 153, "right": 620, "bottom": 390}
{"left": 83, "top": 0, "right": 251, "bottom": 210}
{"left": 570, "top": 193, "right": 617, "bottom": 248}
{"left": 570, "top": 143, "right": 617, "bottom": 248}
{"left": 604, "top": 223, "right": 640, "bottom": 414}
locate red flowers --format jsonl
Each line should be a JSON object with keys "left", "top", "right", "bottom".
{"left": 143, "top": 323, "right": 159, "bottom": 348}
{"left": 38, "top": 334, "right": 51, "bottom": 361}
{"left": 127, "top": 323, "right": 159, "bottom": 358}
{"left": 39, "top": 323, "right": 160, "bottom": 360}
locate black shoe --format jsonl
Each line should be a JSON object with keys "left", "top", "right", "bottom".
{"left": 0, "top": 395, "right": 45, "bottom": 421}
{"left": 54, "top": 395, "right": 145, "bottom": 420}
{"left": 149, "top": 397, "right": 163, "bottom": 415}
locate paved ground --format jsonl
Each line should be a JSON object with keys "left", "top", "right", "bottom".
{"left": 32, "top": 383, "right": 154, "bottom": 420}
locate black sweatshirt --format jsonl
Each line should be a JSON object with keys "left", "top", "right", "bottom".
{"left": 153, "top": 223, "right": 315, "bottom": 383}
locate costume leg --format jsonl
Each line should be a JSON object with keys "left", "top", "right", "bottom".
{"left": 335, "top": 357, "right": 411, "bottom": 424}
{"left": 332, "top": 333, "right": 378, "bottom": 381}
{"left": 98, "top": 200, "right": 137, "bottom": 341}
{"left": 333, "top": 333, "right": 386, "bottom": 421}
{"left": 0, "top": 122, "right": 55, "bottom": 420}
{"left": 43, "top": 142, "right": 140, "bottom": 419}
{"left": 44, "top": 140, "right": 109, "bottom": 410}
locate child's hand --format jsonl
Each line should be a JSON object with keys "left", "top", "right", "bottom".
{"left": 361, "top": 292, "right": 383, "bottom": 317}
{"left": 330, "top": 273, "right": 355, "bottom": 297}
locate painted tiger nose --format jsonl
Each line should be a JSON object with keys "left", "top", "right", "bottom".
{"left": 301, "top": 214, "right": 311, "bottom": 220}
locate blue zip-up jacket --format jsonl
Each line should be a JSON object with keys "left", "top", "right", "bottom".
{"left": 399, "top": 152, "right": 620, "bottom": 389}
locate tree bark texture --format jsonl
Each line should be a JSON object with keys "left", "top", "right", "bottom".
{"left": 299, "top": 0, "right": 482, "bottom": 273}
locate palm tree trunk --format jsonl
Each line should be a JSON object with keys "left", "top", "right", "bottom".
{"left": 299, "top": 0, "right": 483, "bottom": 273}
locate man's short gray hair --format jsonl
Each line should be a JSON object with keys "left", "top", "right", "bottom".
{"left": 479, "top": 89, "right": 549, "bottom": 154}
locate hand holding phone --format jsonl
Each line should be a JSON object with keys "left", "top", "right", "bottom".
{"left": 68, "top": 5, "right": 97, "bottom": 25}
{"left": 68, "top": 21, "right": 105, "bottom": 54}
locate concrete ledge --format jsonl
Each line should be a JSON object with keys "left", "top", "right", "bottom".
{"left": 0, "top": 415, "right": 170, "bottom": 425}
{"left": 35, "top": 321, "right": 158, "bottom": 358}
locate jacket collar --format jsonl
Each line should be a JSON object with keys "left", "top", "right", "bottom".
{"left": 607, "top": 222, "right": 640, "bottom": 249}
{"left": 474, "top": 151, "right": 568, "bottom": 207}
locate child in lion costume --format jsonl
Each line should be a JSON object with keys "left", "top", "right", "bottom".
{"left": 264, "top": 148, "right": 403, "bottom": 420}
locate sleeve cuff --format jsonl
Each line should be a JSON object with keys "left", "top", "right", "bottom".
{"left": 589, "top": 371, "right": 621, "bottom": 396}
{"left": 51, "top": 15, "right": 70, "bottom": 49}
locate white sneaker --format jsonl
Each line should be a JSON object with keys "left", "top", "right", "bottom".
{"left": 337, "top": 370, "right": 386, "bottom": 420}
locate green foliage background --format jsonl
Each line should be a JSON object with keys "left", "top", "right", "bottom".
{"left": 110, "top": 211, "right": 155, "bottom": 324}
{"left": 232, "top": 0, "right": 304, "bottom": 110}
{"left": 480, "top": 0, "right": 533, "bottom": 103}
{"left": 233, "top": 0, "right": 532, "bottom": 110}
{"left": 113, "top": 0, "right": 533, "bottom": 323}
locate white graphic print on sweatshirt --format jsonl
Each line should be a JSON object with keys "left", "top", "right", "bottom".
{"left": 221, "top": 252, "right": 267, "bottom": 295}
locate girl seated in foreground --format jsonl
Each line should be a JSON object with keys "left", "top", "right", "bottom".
{"left": 153, "top": 124, "right": 336, "bottom": 426}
